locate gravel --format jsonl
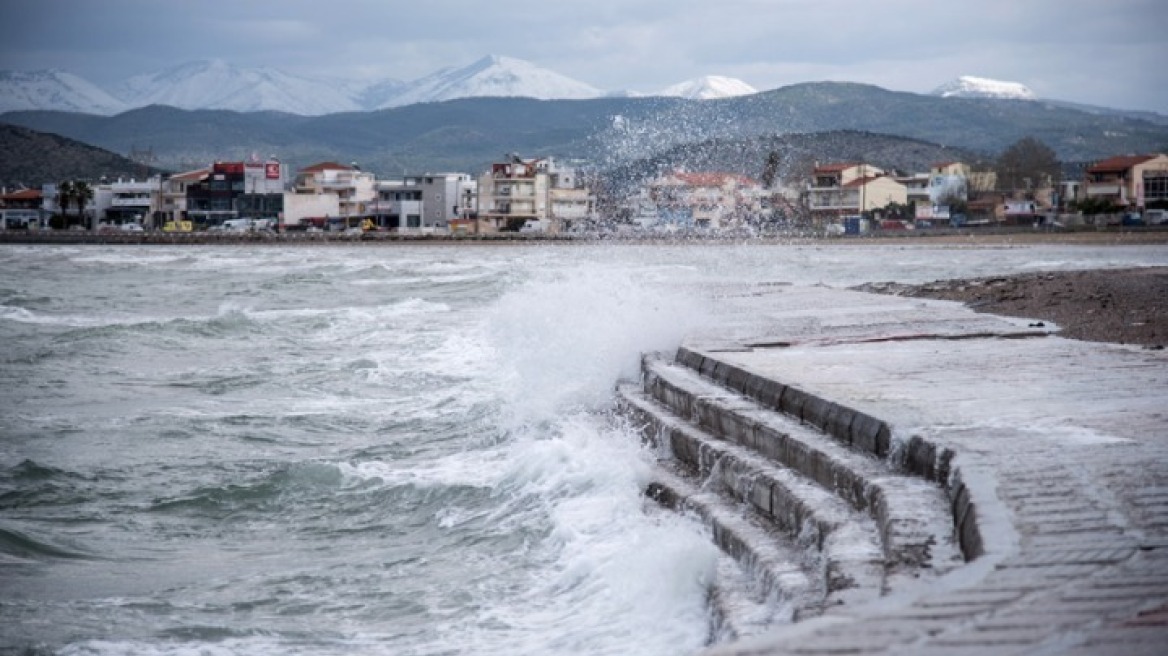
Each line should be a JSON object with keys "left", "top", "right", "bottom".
{"left": 855, "top": 267, "right": 1168, "bottom": 349}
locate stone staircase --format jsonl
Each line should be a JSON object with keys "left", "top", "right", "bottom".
{"left": 616, "top": 346, "right": 967, "bottom": 643}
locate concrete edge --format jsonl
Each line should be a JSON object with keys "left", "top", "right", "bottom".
{"left": 675, "top": 344, "right": 1006, "bottom": 565}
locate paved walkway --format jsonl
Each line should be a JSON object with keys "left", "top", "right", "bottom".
{"left": 686, "top": 285, "right": 1168, "bottom": 655}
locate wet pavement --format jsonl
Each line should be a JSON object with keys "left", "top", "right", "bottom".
{"left": 687, "top": 285, "right": 1168, "bottom": 655}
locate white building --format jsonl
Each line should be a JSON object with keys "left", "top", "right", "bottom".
{"left": 293, "top": 162, "right": 376, "bottom": 228}
{"left": 282, "top": 192, "right": 340, "bottom": 227}
{"left": 94, "top": 177, "right": 159, "bottom": 227}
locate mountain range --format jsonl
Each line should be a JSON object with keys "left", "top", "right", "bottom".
{"left": 4, "top": 80, "right": 1166, "bottom": 181}
{"left": 0, "top": 55, "right": 1066, "bottom": 117}
{"left": 0, "top": 56, "right": 767, "bottom": 116}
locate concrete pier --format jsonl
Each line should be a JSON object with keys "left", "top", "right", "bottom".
{"left": 625, "top": 284, "right": 1168, "bottom": 655}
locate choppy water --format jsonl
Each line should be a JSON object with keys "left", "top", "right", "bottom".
{"left": 2, "top": 241, "right": 1164, "bottom": 655}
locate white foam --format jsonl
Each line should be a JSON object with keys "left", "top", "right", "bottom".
{"left": 485, "top": 265, "right": 714, "bottom": 427}
{"left": 439, "top": 414, "right": 718, "bottom": 655}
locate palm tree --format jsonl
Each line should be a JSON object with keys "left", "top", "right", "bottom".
{"left": 56, "top": 180, "right": 75, "bottom": 229}
{"left": 73, "top": 181, "right": 94, "bottom": 229}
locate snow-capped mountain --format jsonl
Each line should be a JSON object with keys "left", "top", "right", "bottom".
{"left": 658, "top": 76, "right": 758, "bottom": 100}
{"left": 116, "top": 59, "right": 364, "bottom": 115}
{"left": 0, "top": 69, "right": 127, "bottom": 115}
{"left": 932, "top": 75, "right": 1036, "bottom": 100}
{"left": 355, "top": 78, "right": 408, "bottom": 110}
{"left": 374, "top": 55, "right": 604, "bottom": 109}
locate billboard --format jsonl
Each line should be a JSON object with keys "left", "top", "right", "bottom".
{"left": 265, "top": 162, "right": 281, "bottom": 180}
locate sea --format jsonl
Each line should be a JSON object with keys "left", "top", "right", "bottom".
{"left": 2, "top": 240, "right": 1165, "bottom": 656}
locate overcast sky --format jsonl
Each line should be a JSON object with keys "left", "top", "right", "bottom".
{"left": 2, "top": 0, "right": 1166, "bottom": 112}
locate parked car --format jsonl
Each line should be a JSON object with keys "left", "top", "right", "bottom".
{"left": 1144, "top": 209, "right": 1168, "bottom": 225}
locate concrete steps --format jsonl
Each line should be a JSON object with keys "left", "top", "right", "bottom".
{"left": 645, "top": 465, "right": 819, "bottom": 639}
{"left": 617, "top": 348, "right": 965, "bottom": 642}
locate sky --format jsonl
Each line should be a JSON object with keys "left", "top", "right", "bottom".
{"left": 1, "top": 0, "right": 1166, "bottom": 113}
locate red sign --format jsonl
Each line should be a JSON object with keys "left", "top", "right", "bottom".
{"left": 265, "top": 163, "right": 281, "bottom": 180}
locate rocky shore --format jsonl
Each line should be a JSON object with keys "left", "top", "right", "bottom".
{"left": 856, "top": 267, "right": 1168, "bottom": 348}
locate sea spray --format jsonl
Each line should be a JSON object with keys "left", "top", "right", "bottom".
{"left": 486, "top": 264, "right": 713, "bottom": 428}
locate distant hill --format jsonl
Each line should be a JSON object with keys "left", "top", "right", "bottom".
{"left": 0, "top": 122, "right": 162, "bottom": 188}
{"left": 2, "top": 81, "right": 1166, "bottom": 181}
{"left": 599, "top": 130, "right": 987, "bottom": 198}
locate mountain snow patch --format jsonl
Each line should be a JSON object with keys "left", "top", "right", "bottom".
{"left": 373, "top": 55, "right": 604, "bottom": 109}
{"left": 932, "top": 75, "right": 1036, "bottom": 100}
{"left": 658, "top": 76, "right": 758, "bottom": 100}
{"left": 0, "top": 70, "right": 127, "bottom": 115}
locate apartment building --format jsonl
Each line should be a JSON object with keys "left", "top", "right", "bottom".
{"left": 293, "top": 162, "right": 375, "bottom": 227}
{"left": 372, "top": 173, "right": 476, "bottom": 231}
{"left": 648, "top": 172, "right": 762, "bottom": 229}
{"left": 806, "top": 163, "right": 906, "bottom": 223}
{"left": 1083, "top": 154, "right": 1168, "bottom": 209}
{"left": 476, "top": 156, "right": 551, "bottom": 233}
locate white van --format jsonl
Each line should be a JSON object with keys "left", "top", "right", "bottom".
{"left": 211, "top": 218, "right": 254, "bottom": 232}
{"left": 519, "top": 219, "right": 545, "bottom": 233}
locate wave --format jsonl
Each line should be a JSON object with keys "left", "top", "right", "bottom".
{"left": 0, "top": 525, "right": 94, "bottom": 561}
{"left": 484, "top": 264, "right": 714, "bottom": 427}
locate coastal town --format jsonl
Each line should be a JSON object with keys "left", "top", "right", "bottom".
{"left": 2, "top": 149, "right": 1167, "bottom": 238}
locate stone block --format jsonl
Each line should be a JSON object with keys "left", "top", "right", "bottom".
{"left": 754, "top": 425, "right": 784, "bottom": 463}
{"left": 675, "top": 347, "right": 704, "bottom": 371}
{"left": 824, "top": 403, "right": 857, "bottom": 444}
{"left": 779, "top": 386, "right": 809, "bottom": 420}
{"left": 850, "top": 411, "right": 888, "bottom": 455}
{"left": 801, "top": 394, "right": 831, "bottom": 432}
{"left": 749, "top": 476, "right": 773, "bottom": 517}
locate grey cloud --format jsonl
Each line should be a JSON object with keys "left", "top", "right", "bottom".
{"left": 0, "top": 0, "right": 1164, "bottom": 112}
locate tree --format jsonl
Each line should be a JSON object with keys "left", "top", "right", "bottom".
{"left": 73, "top": 181, "right": 94, "bottom": 229}
{"left": 56, "top": 180, "right": 75, "bottom": 229}
{"left": 1072, "top": 197, "right": 1118, "bottom": 216}
{"left": 996, "top": 137, "right": 1060, "bottom": 193}
{"left": 761, "top": 151, "right": 781, "bottom": 189}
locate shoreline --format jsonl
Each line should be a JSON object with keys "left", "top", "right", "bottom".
{"left": 858, "top": 266, "right": 1168, "bottom": 347}
{"left": 3, "top": 226, "right": 1168, "bottom": 247}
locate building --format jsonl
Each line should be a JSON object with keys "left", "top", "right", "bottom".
{"left": 896, "top": 173, "right": 932, "bottom": 210}
{"left": 95, "top": 178, "right": 157, "bottom": 227}
{"left": 547, "top": 167, "right": 594, "bottom": 231}
{"left": 806, "top": 163, "right": 907, "bottom": 223}
{"left": 293, "top": 162, "right": 375, "bottom": 229}
{"left": 158, "top": 168, "right": 211, "bottom": 228}
{"left": 648, "top": 172, "right": 762, "bottom": 229}
{"left": 915, "top": 162, "right": 970, "bottom": 223}
{"left": 370, "top": 173, "right": 476, "bottom": 232}
{"left": 186, "top": 160, "right": 286, "bottom": 229}
{"left": 1083, "top": 154, "right": 1168, "bottom": 210}
{"left": 1, "top": 188, "right": 43, "bottom": 211}
{"left": 476, "top": 155, "right": 551, "bottom": 233}
{"left": 0, "top": 188, "right": 46, "bottom": 229}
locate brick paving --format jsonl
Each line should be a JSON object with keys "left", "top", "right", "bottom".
{"left": 686, "top": 285, "right": 1168, "bottom": 655}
